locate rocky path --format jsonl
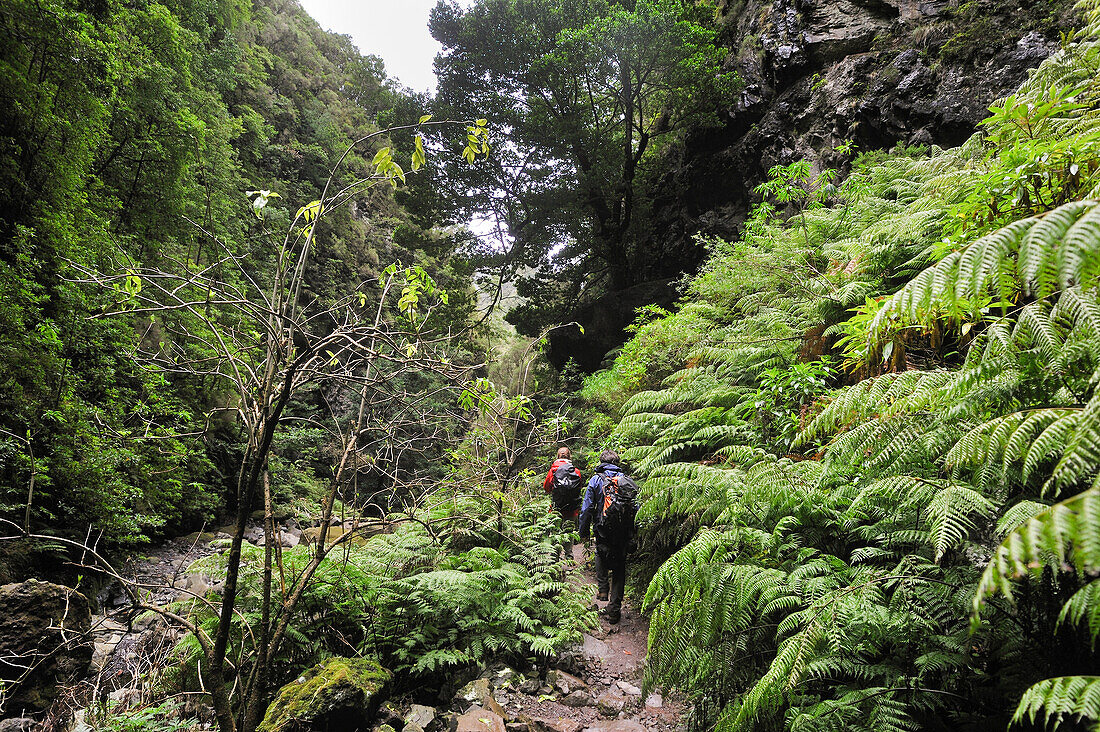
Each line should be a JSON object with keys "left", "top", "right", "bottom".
{"left": 403, "top": 543, "right": 688, "bottom": 732}
{"left": 76, "top": 527, "right": 687, "bottom": 732}
{"left": 84, "top": 518, "right": 319, "bottom": 702}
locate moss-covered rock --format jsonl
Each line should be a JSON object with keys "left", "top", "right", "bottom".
{"left": 258, "top": 657, "right": 391, "bottom": 732}
{"left": 0, "top": 579, "right": 92, "bottom": 711}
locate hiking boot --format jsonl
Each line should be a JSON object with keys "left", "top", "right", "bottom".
{"left": 605, "top": 609, "right": 621, "bottom": 624}
{"left": 596, "top": 590, "right": 609, "bottom": 602}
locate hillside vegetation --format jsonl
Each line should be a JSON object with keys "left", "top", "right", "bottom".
{"left": 585, "top": 3, "right": 1100, "bottom": 729}
{"left": 0, "top": 0, "right": 477, "bottom": 554}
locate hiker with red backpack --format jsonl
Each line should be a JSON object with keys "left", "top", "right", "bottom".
{"left": 543, "top": 446, "right": 583, "bottom": 521}
{"left": 578, "top": 450, "right": 638, "bottom": 625}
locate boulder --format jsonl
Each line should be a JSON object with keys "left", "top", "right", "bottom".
{"left": 0, "top": 580, "right": 92, "bottom": 711}
{"left": 491, "top": 667, "right": 520, "bottom": 690}
{"left": 559, "top": 690, "right": 594, "bottom": 708}
{"left": 455, "top": 677, "right": 508, "bottom": 719}
{"left": 595, "top": 687, "right": 626, "bottom": 718}
{"left": 644, "top": 693, "right": 662, "bottom": 709}
{"left": 449, "top": 707, "right": 506, "bottom": 732}
{"left": 579, "top": 634, "right": 610, "bottom": 661}
{"left": 258, "top": 657, "right": 391, "bottom": 732}
{"left": 405, "top": 703, "right": 437, "bottom": 730}
{"left": 547, "top": 670, "right": 587, "bottom": 695}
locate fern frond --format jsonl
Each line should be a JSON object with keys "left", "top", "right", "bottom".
{"left": 1013, "top": 676, "right": 1100, "bottom": 731}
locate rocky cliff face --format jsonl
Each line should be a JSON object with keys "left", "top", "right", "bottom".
{"left": 650, "top": 0, "right": 1073, "bottom": 249}
{"left": 552, "top": 0, "right": 1074, "bottom": 369}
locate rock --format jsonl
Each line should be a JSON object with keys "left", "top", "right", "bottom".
{"left": 614, "top": 681, "right": 641, "bottom": 696}
{"left": 492, "top": 666, "right": 520, "bottom": 690}
{"left": 525, "top": 717, "right": 583, "bottom": 732}
{"left": 506, "top": 723, "right": 532, "bottom": 732}
{"left": 406, "top": 703, "right": 437, "bottom": 729}
{"left": 0, "top": 718, "right": 36, "bottom": 732}
{"left": 179, "top": 531, "right": 217, "bottom": 545}
{"left": 644, "top": 693, "right": 662, "bottom": 709}
{"left": 580, "top": 634, "right": 610, "bottom": 660}
{"left": 185, "top": 574, "right": 211, "bottom": 596}
{"left": 403, "top": 725, "right": 425, "bottom": 732}
{"left": 547, "top": 669, "right": 587, "bottom": 695}
{"left": 582, "top": 722, "right": 647, "bottom": 732}
{"left": 377, "top": 701, "right": 405, "bottom": 725}
{"left": 559, "top": 689, "right": 594, "bottom": 707}
{"left": 552, "top": 648, "right": 586, "bottom": 677}
{"left": 456, "top": 677, "right": 508, "bottom": 719}
{"left": 280, "top": 531, "right": 300, "bottom": 548}
{"left": 108, "top": 687, "right": 141, "bottom": 706}
{"left": 595, "top": 687, "right": 626, "bottom": 717}
{"left": 449, "top": 708, "right": 506, "bottom": 732}
{"left": 0, "top": 580, "right": 92, "bottom": 712}
{"left": 257, "top": 656, "right": 390, "bottom": 732}
{"left": 518, "top": 676, "right": 540, "bottom": 694}
{"left": 91, "top": 640, "right": 117, "bottom": 673}
{"left": 374, "top": 726, "right": 398, "bottom": 732}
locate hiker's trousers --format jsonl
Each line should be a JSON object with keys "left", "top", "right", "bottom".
{"left": 595, "top": 542, "right": 626, "bottom": 614}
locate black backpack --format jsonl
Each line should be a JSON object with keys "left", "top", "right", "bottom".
{"left": 552, "top": 462, "right": 583, "bottom": 515}
{"left": 595, "top": 474, "right": 637, "bottom": 542}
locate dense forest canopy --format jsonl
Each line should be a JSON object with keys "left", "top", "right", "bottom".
{"left": 430, "top": 0, "right": 736, "bottom": 335}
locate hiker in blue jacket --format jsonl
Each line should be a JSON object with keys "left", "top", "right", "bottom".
{"left": 578, "top": 450, "right": 638, "bottom": 625}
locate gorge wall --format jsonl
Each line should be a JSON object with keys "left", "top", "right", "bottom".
{"left": 550, "top": 0, "right": 1076, "bottom": 370}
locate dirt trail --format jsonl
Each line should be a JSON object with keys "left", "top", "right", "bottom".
{"left": 84, "top": 528, "right": 689, "bottom": 732}
{"left": 471, "top": 543, "right": 687, "bottom": 732}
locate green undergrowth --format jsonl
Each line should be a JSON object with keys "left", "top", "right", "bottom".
{"left": 587, "top": 3, "right": 1100, "bottom": 730}
{"left": 165, "top": 486, "right": 593, "bottom": 703}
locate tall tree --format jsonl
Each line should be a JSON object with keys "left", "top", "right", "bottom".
{"left": 430, "top": 0, "right": 736, "bottom": 334}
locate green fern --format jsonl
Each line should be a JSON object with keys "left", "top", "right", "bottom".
{"left": 1013, "top": 676, "right": 1100, "bottom": 731}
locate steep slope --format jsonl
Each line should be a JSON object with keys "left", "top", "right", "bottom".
{"left": 583, "top": 5, "right": 1100, "bottom": 727}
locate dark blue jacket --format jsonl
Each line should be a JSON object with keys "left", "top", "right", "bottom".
{"left": 579, "top": 463, "right": 636, "bottom": 540}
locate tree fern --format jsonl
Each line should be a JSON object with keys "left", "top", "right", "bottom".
{"left": 1013, "top": 676, "right": 1100, "bottom": 731}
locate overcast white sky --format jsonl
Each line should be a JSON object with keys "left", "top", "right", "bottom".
{"left": 299, "top": 0, "right": 444, "bottom": 93}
